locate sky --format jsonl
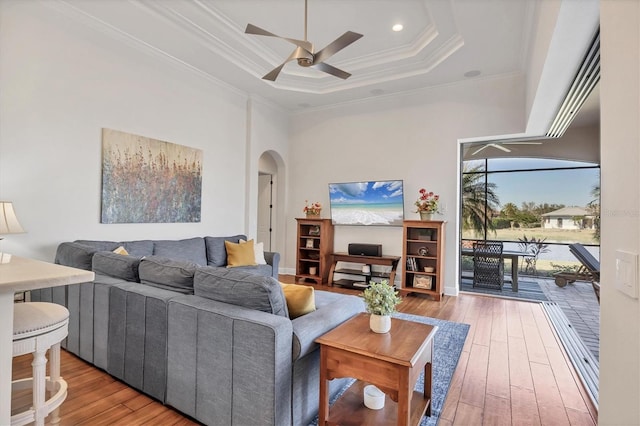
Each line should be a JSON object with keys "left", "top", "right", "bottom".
{"left": 328, "top": 180, "right": 404, "bottom": 205}
{"left": 466, "top": 158, "right": 600, "bottom": 209}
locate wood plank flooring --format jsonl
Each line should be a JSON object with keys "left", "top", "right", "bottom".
{"left": 12, "top": 278, "right": 597, "bottom": 425}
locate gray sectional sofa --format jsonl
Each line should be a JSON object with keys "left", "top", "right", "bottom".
{"left": 30, "top": 236, "right": 364, "bottom": 426}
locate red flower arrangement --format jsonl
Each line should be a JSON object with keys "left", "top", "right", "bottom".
{"left": 303, "top": 200, "right": 322, "bottom": 216}
{"left": 414, "top": 189, "right": 439, "bottom": 213}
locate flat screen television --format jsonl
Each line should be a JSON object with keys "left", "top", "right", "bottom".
{"left": 328, "top": 180, "right": 404, "bottom": 226}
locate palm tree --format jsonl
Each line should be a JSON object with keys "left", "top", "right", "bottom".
{"left": 462, "top": 164, "right": 500, "bottom": 237}
{"left": 588, "top": 183, "right": 600, "bottom": 241}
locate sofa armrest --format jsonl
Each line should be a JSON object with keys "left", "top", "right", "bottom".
{"left": 291, "top": 291, "right": 364, "bottom": 360}
{"left": 166, "top": 295, "right": 293, "bottom": 426}
{"left": 264, "top": 251, "right": 280, "bottom": 279}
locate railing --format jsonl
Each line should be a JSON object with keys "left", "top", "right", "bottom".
{"left": 460, "top": 239, "right": 600, "bottom": 278}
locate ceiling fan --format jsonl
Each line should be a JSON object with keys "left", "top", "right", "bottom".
{"left": 245, "top": 0, "right": 363, "bottom": 81}
{"left": 471, "top": 141, "right": 542, "bottom": 156}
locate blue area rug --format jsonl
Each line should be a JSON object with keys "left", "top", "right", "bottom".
{"left": 310, "top": 313, "right": 469, "bottom": 426}
{"left": 460, "top": 277, "right": 548, "bottom": 302}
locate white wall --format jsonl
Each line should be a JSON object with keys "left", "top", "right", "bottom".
{"left": 0, "top": 2, "right": 287, "bottom": 261}
{"left": 599, "top": 1, "right": 640, "bottom": 423}
{"left": 286, "top": 74, "right": 525, "bottom": 294}
{"left": 246, "top": 96, "right": 290, "bottom": 257}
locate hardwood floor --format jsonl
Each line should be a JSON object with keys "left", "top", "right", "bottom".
{"left": 12, "top": 278, "right": 597, "bottom": 425}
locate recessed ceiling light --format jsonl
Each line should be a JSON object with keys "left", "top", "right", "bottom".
{"left": 392, "top": 24, "right": 403, "bottom": 32}
{"left": 464, "top": 70, "right": 481, "bottom": 78}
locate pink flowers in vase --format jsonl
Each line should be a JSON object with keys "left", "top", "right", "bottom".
{"left": 303, "top": 200, "right": 322, "bottom": 216}
{"left": 414, "top": 189, "right": 439, "bottom": 213}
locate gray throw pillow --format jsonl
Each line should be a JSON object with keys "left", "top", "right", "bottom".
{"left": 139, "top": 256, "right": 198, "bottom": 294}
{"left": 204, "top": 235, "right": 246, "bottom": 267}
{"left": 92, "top": 251, "right": 142, "bottom": 282}
{"left": 194, "top": 266, "right": 288, "bottom": 317}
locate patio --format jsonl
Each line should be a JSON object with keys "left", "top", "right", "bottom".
{"left": 460, "top": 275, "right": 600, "bottom": 360}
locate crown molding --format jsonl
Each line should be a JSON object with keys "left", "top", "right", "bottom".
{"left": 48, "top": 0, "right": 248, "bottom": 99}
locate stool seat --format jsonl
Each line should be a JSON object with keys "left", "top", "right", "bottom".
{"left": 14, "top": 303, "right": 69, "bottom": 340}
{"left": 12, "top": 302, "right": 69, "bottom": 426}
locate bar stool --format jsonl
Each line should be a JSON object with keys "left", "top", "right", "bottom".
{"left": 12, "top": 302, "right": 69, "bottom": 426}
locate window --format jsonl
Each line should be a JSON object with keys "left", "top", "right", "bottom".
{"left": 461, "top": 157, "right": 600, "bottom": 277}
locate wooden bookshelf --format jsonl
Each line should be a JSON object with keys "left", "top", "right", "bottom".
{"left": 401, "top": 220, "right": 446, "bottom": 301}
{"left": 295, "top": 218, "right": 334, "bottom": 285}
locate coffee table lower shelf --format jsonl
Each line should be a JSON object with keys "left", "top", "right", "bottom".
{"left": 327, "top": 381, "right": 431, "bottom": 426}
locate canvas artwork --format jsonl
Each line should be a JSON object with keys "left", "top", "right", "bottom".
{"left": 101, "top": 128, "right": 202, "bottom": 223}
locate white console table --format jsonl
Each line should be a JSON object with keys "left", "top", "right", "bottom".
{"left": 0, "top": 255, "right": 94, "bottom": 425}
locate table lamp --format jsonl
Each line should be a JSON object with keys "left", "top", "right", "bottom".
{"left": 0, "top": 202, "right": 25, "bottom": 237}
{"left": 0, "top": 202, "right": 25, "bottom": 263}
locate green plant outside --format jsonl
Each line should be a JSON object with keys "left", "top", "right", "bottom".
{"left": 362, "top": 280, "right": 402, "bottom": 316}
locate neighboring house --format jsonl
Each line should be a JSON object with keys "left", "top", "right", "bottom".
{"left": 541, "top": 207, "right": 595, "bottom": 230}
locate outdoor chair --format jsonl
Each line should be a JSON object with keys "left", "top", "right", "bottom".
{"left": 554, "top": 243, "right": 601, "bottom": 303}
{"left": 473, "top": 241, "right": 504, "bottom": 290}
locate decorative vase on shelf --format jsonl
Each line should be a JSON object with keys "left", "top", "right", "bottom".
{"left": 369, "top": 314, "right": 391, "bottom": 334}
{"left": 306, "top": 212, "right": 321, "bottom": 219}
{"left": 419, "top": 211, "right": 433, "bottom": 221}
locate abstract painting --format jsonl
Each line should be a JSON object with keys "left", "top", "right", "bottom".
{"left": 101, "top": 128, "right": 202, "bottom": 223}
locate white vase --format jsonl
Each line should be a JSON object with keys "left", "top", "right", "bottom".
{"left": 369, "top": 314, "right": 391, "bottom": 333}
{"left": 419, "top": 211, "right": 433, "bottom": 221}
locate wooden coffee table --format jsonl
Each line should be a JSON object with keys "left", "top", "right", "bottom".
{"left": 316, "top": 313, "right": 437, "bottom": 426}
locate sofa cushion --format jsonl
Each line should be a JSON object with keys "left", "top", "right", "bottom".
{"left": 225, "top": 240, "right": 257, "bottom": 267}
{"left": 280, "top": 283, "right": 316, "bottom": 319}
{"left": 204, "top": 235, "right": 246, "bottom": 267}
{"left": 74, "top": 240, "right": 120, "bottom": 252}
{"left": 121, "top": 240, "right": 154, "bottom": 256}
{"left": 153, "top": 237, "right": 207, "bottom": 265}
{"left": 74, "top": 239, "right": 154, "bottom": 256}
{"left": 92, "top": 251, "right": 142, "bottom": 282}
{"left": 291, "top": 291, "right": 365, "bottom": 360}
{"left": 194, "top": 267, "right": 288, "bottom": 317}
{"left": 139, "top": 256, "right": 198, "bottom": 294}
{"left": 55, "top": 242, "right": 100, "bottom": 270}
{"left": 228, "top": 264, "right": 273, "bottom": 278}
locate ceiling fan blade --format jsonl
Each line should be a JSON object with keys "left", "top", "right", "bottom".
{"left": 262, "top": 48, "right": 302, "bottom": 81}
{"left": 471, "top": 145, "right": 490, "bottom": 156}
{"left": 245, "top": 23, "right": 312, "bottom": 51}
{"left": 492, "top": 144, "right": 511, "bottom": 152}
{"left": 312, "top": 62, "right": 352, "bottom": 79}
{"left": 313, "top": 31, "right": 363, "bottom": 64}
{"left": 263, "top": 64, "right": 287, "bottom": 81}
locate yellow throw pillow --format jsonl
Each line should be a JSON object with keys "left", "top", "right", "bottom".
{"left": 280, "top": 283, "right": 316, "bottom": 319}
{"left": 113, "top": 246, "right": 129, "bottom": 255}
{"left": 225, "top": 240, "right": 257, "bottom": 267}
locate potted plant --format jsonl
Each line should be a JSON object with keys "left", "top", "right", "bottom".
{"left": 303, "top": 200, "right": 322, "bottom": 218}
{"left": 362, "top": 280, "right": 402, "bottom": 333}
{"left": 414, "top": 188, "right": 439, "bottom": 220}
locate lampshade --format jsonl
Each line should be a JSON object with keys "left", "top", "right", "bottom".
{"left": 0, "top": 201, "right": 25, "bottom": 235}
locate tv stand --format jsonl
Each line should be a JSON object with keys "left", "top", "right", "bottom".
{"left": 328, "top": 253, "right": 401, "bottom": 289}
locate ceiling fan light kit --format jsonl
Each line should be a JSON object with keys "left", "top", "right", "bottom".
{"left": 245, "top": 0, "right": 363, "bottom": 81}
